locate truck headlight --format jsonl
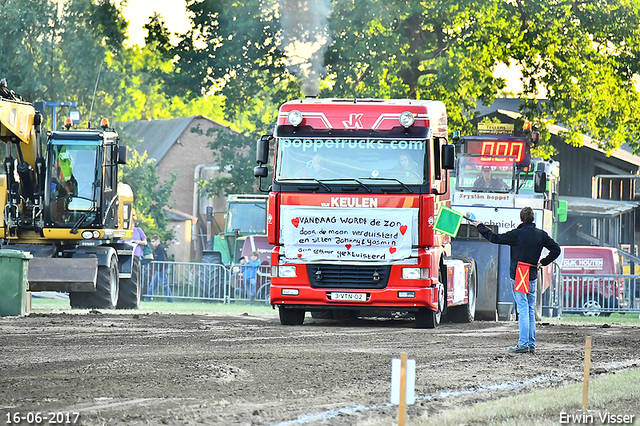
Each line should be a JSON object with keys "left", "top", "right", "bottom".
{"left": 402, "top": 267, "right": 430, "bottom": 279}
{"left": 287, "top": 110, "right": 303, "bottom": 126}
{"left": 402, "top": 268, "right": 420, "bottom": 279}
{"left": 399, "top": 111, "right": 415, "bottom": 128}
{"left": 278, "top": 266, "right": 297, "bottom": 278}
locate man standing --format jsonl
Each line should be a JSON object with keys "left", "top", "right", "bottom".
{"left": 148, "top": 235, "right": 173, "bottom": 303}
{"left": 471, "top": 207, "right": 560, "bottom": 354}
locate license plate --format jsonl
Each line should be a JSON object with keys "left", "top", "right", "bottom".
{"left": 330, "top": 292, "right": 367, "bottom": 302}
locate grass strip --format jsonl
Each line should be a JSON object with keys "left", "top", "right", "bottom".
{"left": 412, "top": 368, "right": 640, "bottom": 426}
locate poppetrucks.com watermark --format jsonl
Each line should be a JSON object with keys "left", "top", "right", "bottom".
{"left": 560, "top": 411, "right": 636, "bottom": 424}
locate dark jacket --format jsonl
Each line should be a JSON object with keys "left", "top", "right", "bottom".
{"left": 153, "top": 243, "right": 168, "bottom": 272}
{"left": 477, "top": 222, "right": 561, "bottom": 280}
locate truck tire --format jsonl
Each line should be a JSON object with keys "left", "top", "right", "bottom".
{"left": 70, "top": 254, "right": 119, "bottom": 309}
{"left": 279, "top": 306, "right": 305, "bottom": 325}
{"left": 449, "top": 259, "right": 477, "bottom": 323}
{"left": 415, "top": 308, "right": 439, "bottom": 329}
{"left": 117, "top": 256, "right": 141, "bottom": 310}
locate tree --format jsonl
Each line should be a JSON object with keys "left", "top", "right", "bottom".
{"left": 322, "top": 0, "right": 640, "bottom": 154}
{"left": 117, "top": 147, "right": 177, "bottom": 243}
{"left": 170, "top": 0, "right": 300, "bottom": 122}
{"left": 190, "top": 124, "right": 260, "bottom": 197}
{"left": 170, "top": 0, "right": 640, "bottom": 155}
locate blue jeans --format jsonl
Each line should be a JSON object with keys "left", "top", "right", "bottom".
{"left": 244, "top": 278, "right": 257, "bottom": 298}
{"left": 512, "top": 278, "right": 536, "bottom": 348}
{"left": 149, "top": 269, "right": 173, "bottom": 302}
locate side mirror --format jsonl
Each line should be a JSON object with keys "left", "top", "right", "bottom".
{"left": 254, "top": 166, "right": 268, "bottom": 178}
{"left": 442, "top": 144, "right": 455, "bottom": 170}
{"left": 117, "top": 145, "right": 127, "bottom": 165}
{"left": 256, "top": 134, "right": 272, "bottom": 165}
{"left": 534, "top": 171, "right": 547, "bottom": 193}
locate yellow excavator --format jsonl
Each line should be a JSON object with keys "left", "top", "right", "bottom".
{"left": 0, "top": 80, "right": 140, "bottom": 309}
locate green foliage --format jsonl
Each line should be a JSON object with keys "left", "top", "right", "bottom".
{"left": 169, "top": 0, "right": 301, "bottom": 122}
{"left": 168, "top": 0, "right": 640, "bottom": 154}
{"left": 0, "top": 0, "right": 55, "bottom": 101}
{"left": 322, "top": 0, "right": 640, "bottom": 154}
{"left": 3, "top": 0, "right": 640, "bottom": 212}
{"left": 118, "top": 148, "right": 176, "bottom": 243}
{"left": 190, "top": 124, "right": 261, "bottom": 197}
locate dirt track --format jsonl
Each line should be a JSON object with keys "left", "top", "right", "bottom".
{"left": 1, "top": 310, "right": 639, "bottom": 426}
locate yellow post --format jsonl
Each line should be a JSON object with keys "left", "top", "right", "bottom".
{"left": 582, "top": 336, "right": 592, "bottom": 411}
{"left": 398, "top": 353, "right": 407, "bottom": 426}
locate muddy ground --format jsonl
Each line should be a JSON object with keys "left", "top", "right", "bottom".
{"left": 1, "top": 309, "right": 639, "bottom": 426}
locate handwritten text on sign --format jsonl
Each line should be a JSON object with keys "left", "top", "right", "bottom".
{"left": 281, "top": 206, "right": 417, "bottom": 261}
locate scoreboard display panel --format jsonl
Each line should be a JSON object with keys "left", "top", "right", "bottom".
{"left": 465, "top": 138, "right": 531, "bottom": 168}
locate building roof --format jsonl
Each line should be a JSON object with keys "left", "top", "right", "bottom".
{"left": 118, "top": 115, "right": 226, "bottom": 162}
{"left": 163, "top": 207, "right": 198, "bottom": 222}
{"left": 495, "top": 108, "right": 640, "bottom": 168}
{"left": 560, "top": 196, "right": 639, "bottom": 218}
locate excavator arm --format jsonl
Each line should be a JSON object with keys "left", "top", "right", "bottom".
{"left": 0, "top": 80, "right": 44, "bottom": 238}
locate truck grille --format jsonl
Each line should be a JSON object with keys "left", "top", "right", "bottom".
{"left": 306, "top": 264, "right": 390, "bottom": 289}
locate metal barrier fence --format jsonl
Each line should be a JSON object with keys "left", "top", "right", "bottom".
{"left": 139, "top": 261, "right": 271, "bottom": 304}
{"left": 544, "top": 272, "right": 640, "bottom": 317}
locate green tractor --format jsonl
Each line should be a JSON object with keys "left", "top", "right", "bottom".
{"left": 208, "top": 194, "right": 268, "bottom": 265}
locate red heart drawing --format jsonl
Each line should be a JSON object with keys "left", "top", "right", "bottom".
{"left": 291, "top": 217, "right": 300, "bottom": 228}
{"left": 399, "top": 225, "right": 407, "bottom": 235}
{"left": 297, "top": 253, "right": 302, "bottom": 258}
{"left": 389, "top": 247, "right": 397, "bottom": 254}
{"left": 345, "top": 244, "right": 352, "bottom": 250}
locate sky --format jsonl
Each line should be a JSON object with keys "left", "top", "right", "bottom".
{"left": 118, "top": 0, "right": 191, "bottom": 47}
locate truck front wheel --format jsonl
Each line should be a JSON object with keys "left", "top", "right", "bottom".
{"left": 279, "top": 306, "right": 305, "bottom": 325}
{"left": 415, "top": 308, "right": 439, "bottom": 329}
{"left": 70, "top": 254, "right": 119, "bottom": 309}
{"left": 117, "top": 256, "right": 141, "bottom": 309}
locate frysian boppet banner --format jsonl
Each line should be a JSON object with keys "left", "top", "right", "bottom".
{"left": 281, "top": 206, "right": 418, "bottom": 261}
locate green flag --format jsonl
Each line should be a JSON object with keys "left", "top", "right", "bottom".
{"left": 433, "top": 205, "right": 464, "bottom": 237}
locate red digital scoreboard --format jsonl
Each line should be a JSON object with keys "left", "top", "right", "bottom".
{"left": 465, "top": 139, "right": 531, "bottom": 167}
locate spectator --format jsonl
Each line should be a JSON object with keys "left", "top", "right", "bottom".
{"left": 121, "top": 210, "right": 147, "bottom": 259}
{"left": 242, "top": 252, "right": 261, "bottom": 304}
{"left": 147, "top": 235, "right": 173, "bottom": 303}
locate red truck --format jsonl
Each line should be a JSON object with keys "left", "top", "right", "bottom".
{"left": 560, "top": 246, "right": 623, "bottom": 316}
{"left": 254, "top": 98, "right": 476, "bottom": 328}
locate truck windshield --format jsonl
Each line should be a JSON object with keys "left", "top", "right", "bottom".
{"left": 46, "top": 143, "right": 100, "bottom": 225}
{"left": 226, "top": 202, "right": 267, "bottom": 234}
{"left": 275, "top": 137, "right": 427, "bottom": 184}
{"left": 456, "top": 155, "right": 515, "bottom": 193}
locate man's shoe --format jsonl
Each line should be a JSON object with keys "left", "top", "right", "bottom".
{"left": 507, "top": 345, "right": 530, "bottom": 354}
{"left": 529, "top": 346, "right": 536, "bottom": 354}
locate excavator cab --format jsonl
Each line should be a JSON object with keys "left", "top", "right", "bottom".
{"left": 45, "top": 143, "right": 99, "bottom": 224}
{"left": 41, "top": 127, "right": 122, "bottom": 233}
